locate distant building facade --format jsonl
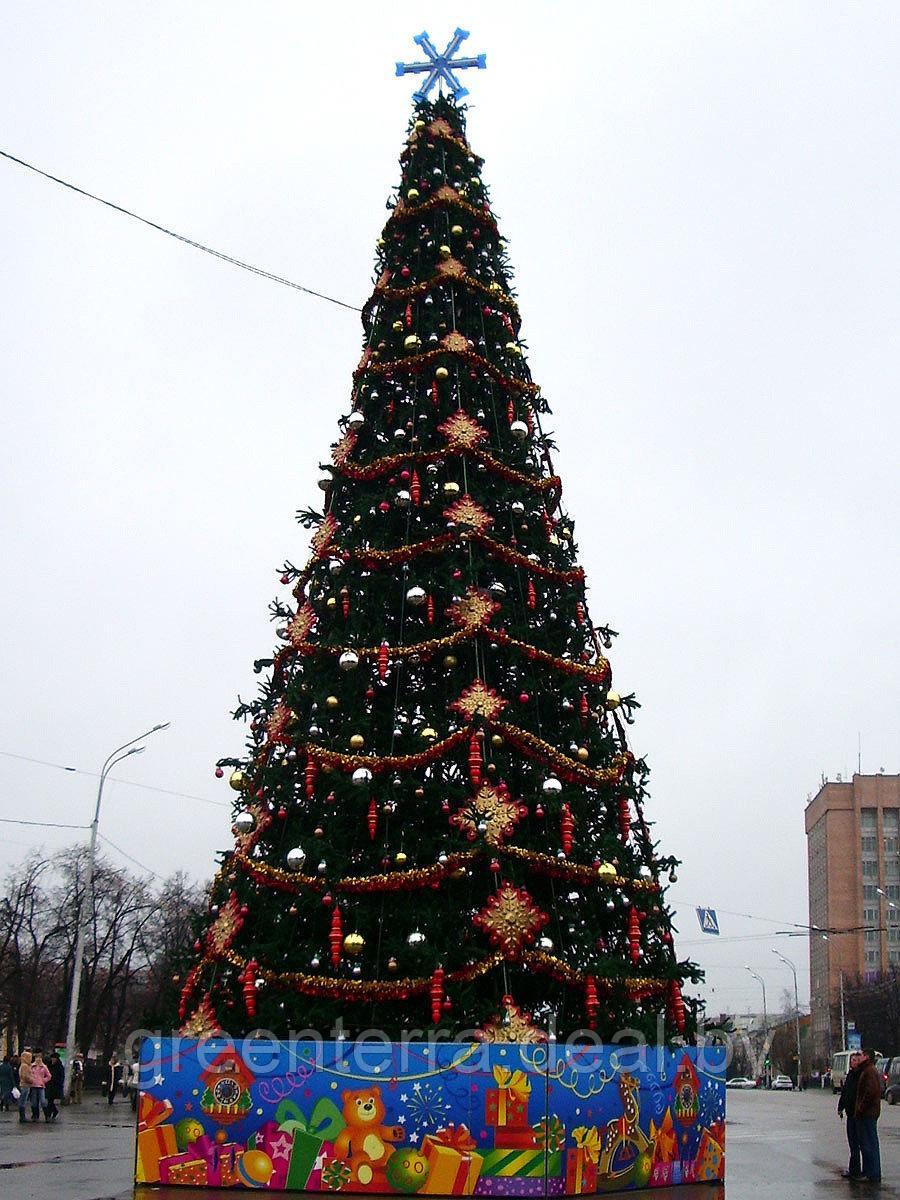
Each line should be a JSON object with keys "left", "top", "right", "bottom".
{"left": 806, "top": 773, "right": 900, "bottom": 1062}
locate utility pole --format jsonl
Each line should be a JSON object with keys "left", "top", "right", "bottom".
{"left": 62, "top": 723, "right": 169, "bottom": 1097}
{"left": 840, "top": 970, "right": 846, "bottom": 1052}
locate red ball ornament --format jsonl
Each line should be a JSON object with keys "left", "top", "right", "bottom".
{"left": 400, "top": 469, "right": 410, "bottom": 482}
{"left": 379, "top": 501, "right": 391, "bottom": 513}
{"left": 401, "top": 266, "right": 411, "bottom": 278}
{"left": 277, "top": 807, "right": 287, "bottom": 820}
{"left": 366, "top": 687, "right": 375, "bottom": 700}
{"left": 518, "top": 692, "right": 530, "bottom": 704}
{"left": 322, "top": 893, "right": 333, "bottom": 906}
{"left": 215, "top": 766, "right": 224, "bottom": 779}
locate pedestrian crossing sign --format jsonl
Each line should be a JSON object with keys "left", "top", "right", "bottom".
{"left": 696, "top": 907, "right": 720, "bottom": 935}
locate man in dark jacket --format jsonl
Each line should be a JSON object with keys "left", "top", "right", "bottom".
{"left": 838, "top": 1052, "right": 863, "bottom": 1178}
{"left": 854, "top": 1049, "right": 882, "bottom": 1183}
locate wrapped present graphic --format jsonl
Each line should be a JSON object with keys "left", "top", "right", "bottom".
{"left": 565, "top": 1127, "right": 600, "bottom": 1194}
{"left": 275, "top": 1096, "right": 345, "bottom": 1188}
{"left": 681, "top": 1158, "right": 697, "bottom": 1184}
{"left": 695, "top": 1130, "right": 724, "bottom": 1182}
{"left": 479, "top": 1146, "right": 562, "bottom": 1178}
{"left": 135, "top": 1091, "right": 177, "bottom": 1184}
{"left": 485, "top": 1066, "right": 531, "bottom": 1132}
{"left": 137, "top": 1091, "right": 173, "bottom": 1132}
{"left": 158, "top": 1151, "right": 207, "bottom": 1185}
{"left": 474, "top": 1177, "right": 566, "bottom": 1196}
{"left": 187, "top": 1134, "right": 243, "bottom": 1187}
{"left": 650, "top": 1162, "right": 673, "bottom": 1187}
{"left": 421, "top": 1123, "right": 484, "bottom": 1195}
{"left": 321, "top": 1156, "right": 353, "bottom": 1191}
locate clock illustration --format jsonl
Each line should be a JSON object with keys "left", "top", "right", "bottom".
{"left": 199, "top": 1050, "right": 255, "bottom": 1125}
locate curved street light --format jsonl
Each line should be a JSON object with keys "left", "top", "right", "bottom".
{"left": 63, "top": 723, "right": 170, "bottom": 1095}
{"left": 772, "top": 949, "right": 803, "bottom": 1092}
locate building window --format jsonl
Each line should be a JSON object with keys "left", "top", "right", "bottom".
{"left": 891, "top": 949, "right": 900, "bottom": 965}
{"left": 889, "top": 885, "right": 900, "bottom": 901}
{"left": 884, "top": 835, "right": 898, "bottom": 855}
{"left": 862, "top": 835, "right": 878, "bottom": 853}
{"left": 864, "top": 885, "right": 878, "bottom": 901}
{"left": 865, "top": 950, "right": 880, "bottom": 966}
{"left": 861, "top": 808, "right": 878, "bottom": 829}
{"left": 865, "top": 929, "right": 878, "bottom": 943}
{"left": 884, "top": 809, "right": 900, "bottom": 831}
{"left": 863, "top": 860, "right": 879, "bottom": 877}
{"left": 864, "top": 907, "right": 878, "bottom": 923}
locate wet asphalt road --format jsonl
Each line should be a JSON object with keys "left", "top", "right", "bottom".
{"left": 0, "top": 1088, "right": 897, "bottom": 1199}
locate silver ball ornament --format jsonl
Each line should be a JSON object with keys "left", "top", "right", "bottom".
{"left": 286, "top": 846, "right": 307, "bottom": 871}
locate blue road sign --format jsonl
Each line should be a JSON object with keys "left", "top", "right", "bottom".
{"left": 696, "top": 907, "right": 720, "bottom": 935}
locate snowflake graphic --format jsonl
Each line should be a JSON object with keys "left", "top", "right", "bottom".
{"left": 404, "top": 1081, "right": 451, "bottom": 1132}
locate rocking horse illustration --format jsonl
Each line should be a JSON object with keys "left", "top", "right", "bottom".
{"left": 596, "top": 1071, "right": 654, "bottom": 1190}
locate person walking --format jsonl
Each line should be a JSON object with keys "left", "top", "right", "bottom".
{"left": 30, "top": 1051, "right": 51, "bottom": 1121}
{"left": 837, "top": 1050, "right": 863, "bottom": 1178}
{"left": 0, "top": 1055, "right": 15, "bottom": 1111}
{"left": 17, "top": 1051, "right": 35, "bottom": 1123}
{"left": 105, "top": 1055, "right": 119, "bottom": 1106}
{"left": 855, "top": 1049, "right": 882, "bottom": 1183}
{"left": 44, "top": 1052, "right": 64, "bottom": 1122}
{"left": 70, "top": 1053, "right": 84, "bottom": 1104}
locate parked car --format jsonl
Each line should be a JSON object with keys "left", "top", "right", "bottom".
{"left": 884, "top": 1057, "right": 900, "bottom": 1105}
{"left": 771, "top": 1074, "right": 794, "bottom": 1091}
{"left": 725, "top": 1077, "right": 757, "bottom": 1089}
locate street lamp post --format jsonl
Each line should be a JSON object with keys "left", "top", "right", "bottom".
{"left": 773, "top": 949, "right": 803, "bottom": 1092}
{"left": 62, "top": 723, "right": 169, "bottom": 1097}
{"left": 745, "top": 966, "right": 769, "bottom": 1084}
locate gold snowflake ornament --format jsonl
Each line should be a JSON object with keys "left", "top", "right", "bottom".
{"left": 450, "top": 783, "right": 522, "bottom": 846}
{"left": 437, "top": 410, "right": 488, "bottom": 450}
{"left": 473, "top": 883, "right": 549, "bottom": 954}
{"left": 443, "top": 494, "right": 493, "bottom": 531}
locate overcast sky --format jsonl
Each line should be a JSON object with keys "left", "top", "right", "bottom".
{"left": 1, "top": 2, "right": 898, "bottom": 1018}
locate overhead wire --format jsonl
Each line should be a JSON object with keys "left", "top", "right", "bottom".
{"left": 0, "top": 147, "right": 362, "bottom": 313}
{"left": 0, "top": 748, "right": 228, "bottom": 807}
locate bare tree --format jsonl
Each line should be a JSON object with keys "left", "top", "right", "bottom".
{"left": 0, "top": 847, "right": 204, "bottom": 1056}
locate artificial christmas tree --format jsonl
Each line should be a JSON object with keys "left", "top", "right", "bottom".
{"left": 177, "top": 81, "right": 699, "bottom": 1046}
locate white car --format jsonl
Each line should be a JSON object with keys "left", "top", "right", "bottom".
{"left": 771, "top": 1075, "right": 794, "bottom": 1090}
{"left": 725, "top": 1077, "right": 757, "bottom": 1089}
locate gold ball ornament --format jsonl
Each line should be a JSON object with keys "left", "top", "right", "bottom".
{"left": 343, "top": 932, "right": 365, "bottom": 956}
{"left": 395, "top": 851, "right": 408, "bottom": 865}
{"left": 451, "top": 224, "right": 464, "bottom": 236}
{"left": 414, "top": 119, "right": 426, "bottom": 130}
{"left": 387, "top": 956, "right": 399, "bottom": 972}
{"left": 420, "top": 727, "right": 437, "bottom": 741}
{"left": 392, "top": 320, "right": 404, "bottom": 332}
{"left": 505, "top": 341, "right": 522, "bottom": 356}
{"left": 438, "top": 244, "right": 452, "bottom": 258}
{"left": 605, "top": 691, "right": 621, "bottom": 710}
{"left": 228, "top": 770, "right": 245, "bottom": 791}
{"left": 325, "top": 695, "right": 339, "bottom": 710}
{"left": 597, "top": 862, "right": 617, "bottom": 878}
{"left": 404, "top": 334, "right": 422, "bottom": 351}
{"left": 435, "top": 366, "right": 449, "bottom": 381}
{"left": 577, "top": 747, "right": 590, "bottom": 762}
{"left": 349, "top": 734, "right": 365, "bottom": 750}
{"left": 443, "top": 654, "right": 458, "bottom": 669}
{"left": 443, "top": 480, "right": 461, "bottom": 497}
{"left": 326, "top": 596, "right": 338, "bottom": 610}
{"left": 491, "top": 734, "right": 504, "bottom": 748}
{"left": 407, "top": 187, "right": 420, "bottom": 201}
{"left": 377, "top": 237, "right": 386, "bottom": 248}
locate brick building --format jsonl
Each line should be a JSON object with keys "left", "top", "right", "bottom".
{"left": 806, "top": 773, "right": 900, "bottom": 1062}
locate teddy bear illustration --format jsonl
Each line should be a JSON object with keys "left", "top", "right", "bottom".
{"left": 334, "top": 1087, "right": 406, "bottom": 1187}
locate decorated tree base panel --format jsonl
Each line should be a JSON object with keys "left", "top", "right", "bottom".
{"left": 135, "top": 1039, "right": 724, "bottom": 1194}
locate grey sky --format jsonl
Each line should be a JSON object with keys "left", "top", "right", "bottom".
{"left": 1, "top": 2, "right": 897, "bottom": 1018}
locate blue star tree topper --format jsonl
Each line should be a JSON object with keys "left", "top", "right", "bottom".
{"left": 395, "top": 28, "right": 486, "bottom": 101}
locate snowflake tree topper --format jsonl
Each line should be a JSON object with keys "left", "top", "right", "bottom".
{"left": 395, "top": 29, "right": 487, "bottom": 101}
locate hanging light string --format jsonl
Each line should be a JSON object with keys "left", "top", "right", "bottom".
{"left": 0, "top": 147, "right": 362, "bottom": 313}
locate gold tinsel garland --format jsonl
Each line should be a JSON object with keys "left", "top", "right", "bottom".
{"left": 332, "top": 443, "right": 561, "bottom": 495}
{"left": 386, "top": 183, "right": 499, "bottom": 233}
{"left": 354, "top": 337, "right": 537, "bottom": 400}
